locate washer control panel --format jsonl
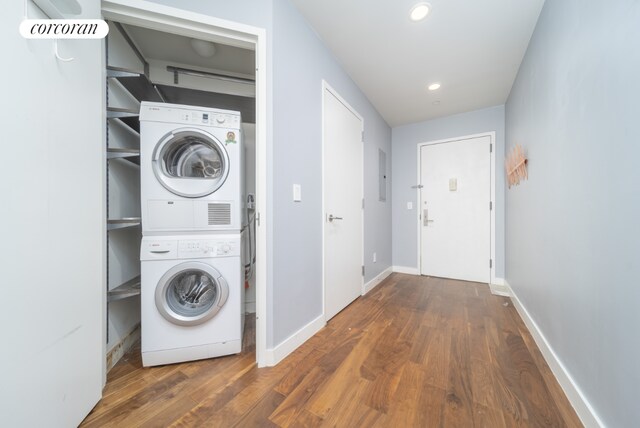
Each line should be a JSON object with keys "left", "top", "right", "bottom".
{"left": 178, "top": 236, "right": 240, "bottom": 258}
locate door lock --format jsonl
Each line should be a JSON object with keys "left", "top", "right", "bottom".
{"left": 423, "top": 209, "right": 434, "bottom": 227}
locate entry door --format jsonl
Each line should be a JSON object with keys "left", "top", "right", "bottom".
{"left": 419, "top": 136, "right": 491, "bottom": 283}
{"left": 323, "top": 85, "right": 363, "bottom": 321}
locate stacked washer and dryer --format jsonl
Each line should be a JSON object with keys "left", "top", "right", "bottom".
{"left": 139, "top": 102, "right": 245, "bottom": 367}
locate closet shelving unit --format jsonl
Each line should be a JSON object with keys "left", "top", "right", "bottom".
{"left": 105, "top": 22, "right": 164, "bottom": 356}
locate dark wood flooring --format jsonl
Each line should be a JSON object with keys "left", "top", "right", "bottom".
{"left": 81, "top": 273, "right": 582, "bottom": 427}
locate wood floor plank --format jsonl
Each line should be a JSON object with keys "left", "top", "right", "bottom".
{"left": 484, "top": 316, "right": 532, "bottom": 425}
{"left": 274, "top": 348, "right": 326, "bottom": 396}
{"left": 503, "top": 331, "right": 567, "bottom": 427}
{"left": 318, "top": 378, "right": 385, "bottom": 428}
{"left": 470, "top": 357, "right": 503, "bottom": 411}
{"left": 443, "top": 328, "right": 475, "bottom": 427}
{"left": 421, "top": 327, "right": 452, "bottom": 389}
{"left": 82, "top": 371, "right": 190, "bottom": 428}
{"left": 233, "top": 389, "right": 284, "bottom": 428}
{"left": 473, "top": 402, "right": 508, "bottom": 428}
{"left": 82, "top": 275, "right": 582, "bottom": 428}
{"left": 269, "top": 366, "right": 329, "bottom": 427}
{"left": 387, "top": 362, "right": 446, "bottom": 427}
{"left": 305, "top": 320, "right": 389, "bottom": 418}
{"left": 288, "top": 409, "right": 325, "bottom": 428}
{"left": 137, "top": 395, "right": 198, "bottom": 428}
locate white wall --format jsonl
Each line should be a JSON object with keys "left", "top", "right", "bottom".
{"left": 392, "top": 105, "right": 505, "bottom": 277}
{"left": 0, "top": 0, "right": 105, "bottom": 425}
{"left": 505, "top": 1, "right": 640, "bottom": 426}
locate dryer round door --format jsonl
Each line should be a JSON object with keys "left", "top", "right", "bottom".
{"left": 152, "top": 127, "right": 230, "bottom": 198}
{"left": 155, "top": 261, "right": 230, "bottom": 326}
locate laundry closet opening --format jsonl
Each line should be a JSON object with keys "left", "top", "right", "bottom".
{"left": 104, "top": 17, "right": 261, "bottom": 371}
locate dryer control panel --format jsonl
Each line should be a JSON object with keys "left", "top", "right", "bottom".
{"left": 139, "top": 102, "right": 241, "bottom": 129}
{"left": 177, "top": 236, "right": 241, "bottom": 259}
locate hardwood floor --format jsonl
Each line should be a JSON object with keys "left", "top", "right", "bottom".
{"left": 81, "top": 274, "right": 582, "bottom": 427}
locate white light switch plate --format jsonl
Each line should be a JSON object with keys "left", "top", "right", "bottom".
{"left": 407, "top": 202, "right": 413, "bottom": 210}
{"left": 293, "top": 184, "right": 302, "bottom": 202}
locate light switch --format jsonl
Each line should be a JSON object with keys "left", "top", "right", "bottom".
{"left": 449, "top": 178, "right": 457, "bottom": 191}
{"left": 407, "top": 202, "right": 413, "bottom": 210}
{"left": 293, "top": 184, "right": 302, "bottom": 202}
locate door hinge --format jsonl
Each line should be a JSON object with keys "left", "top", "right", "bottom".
{"left": 256, "top": 212, "right": 261, "bottom": 226}
{"left": 361, "top": 131, "right": 365, "bottom": 142}
{"left": 362, "top": 265, "right": 365, "bottom": 276}
{"left": 490, "top": 201, "right": 493, "bottom": 211}
{"left": 490, "top": 143, "right": 493, "bottom": 153}
{"left": 362, "top": 198, "right": 365, "bottom": 209}
{"left": 489, "top": 259, "right": 493, "bottom": 268}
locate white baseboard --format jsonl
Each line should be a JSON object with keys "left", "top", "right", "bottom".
{"left": 489, "top": 277, "right": 510, "bottom": 296}
{"left": 392, "top": 265, "right": 420, "bottom": 275}
{"left": 505, "top": 281, "right": 603, "bottom": 428}
{"left": 245, "top": 301, "right": 256, "bottom": 314}
{"left": 363, "top": 266, "right": 393, "bottom": 294}
{"left": 264, "top": 314, "right": 325, "bottom": 367}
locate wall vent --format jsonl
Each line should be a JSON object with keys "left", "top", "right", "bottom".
{"left": 208, "top": 203, "right": 231, "bottom": 225}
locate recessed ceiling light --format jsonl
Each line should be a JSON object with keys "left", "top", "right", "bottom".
{"left": 428, "top": 83, "right": 441, "bottom": 91}
{"left": 410, "top": 3, "right": 431, "bottom": 22}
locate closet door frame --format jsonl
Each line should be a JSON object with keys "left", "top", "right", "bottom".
{"left": 102, "top": 0, "right": 270, "bottom": 368}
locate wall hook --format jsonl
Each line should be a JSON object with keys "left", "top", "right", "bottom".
{"left": 54, "top": 39, "right": 74, "bottom": 62}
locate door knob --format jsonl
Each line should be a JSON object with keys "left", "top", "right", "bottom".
{"left": 328, "top": 214, "right": 343, "bottom": 222}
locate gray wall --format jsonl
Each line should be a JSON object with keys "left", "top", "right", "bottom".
{"left": 392, "top": 105, "right": 505, "bottom": 278}
{"left": 272, "top": 0, "right": 392, "bottom": 345}
{"left": 505, "top": 1, "right": 640, "bottom": 426}
{"left": 149, "top": 0, "right": 393, "bottom": 347}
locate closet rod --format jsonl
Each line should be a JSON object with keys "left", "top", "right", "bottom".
{"left": 167, "top": 66, "right": 255, "bottom": 86}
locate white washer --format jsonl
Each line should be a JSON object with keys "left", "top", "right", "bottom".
{"left": 140, "top": 234, "right": 244, "bottom": 367}
{"left": 139, "top": 102, "right": 243, "bottom": 235}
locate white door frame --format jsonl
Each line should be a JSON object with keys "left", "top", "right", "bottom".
{"left": 321, "top": 80, "right": 365, "bottom": 321}
{"left": 416, "top": 132, "right": 497, "bottom": 284}
{"left": 102, "top": 0, "right": 269, "bottom": 367}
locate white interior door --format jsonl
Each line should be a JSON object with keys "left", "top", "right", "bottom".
{"left": 2, "top": 2, "right": 104, "bottom": 425}
{"left": 419, "top": 136, "right": 491, "bottom": 283}
{"left": 323, "top": 84, "right": 363, "bottom": 321}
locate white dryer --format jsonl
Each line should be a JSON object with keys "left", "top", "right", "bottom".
{"left": 140, "top": 102, "right": 243, "bottom": 235}
{"left": 140, "top": 234, "right": 244, "bottom": 367}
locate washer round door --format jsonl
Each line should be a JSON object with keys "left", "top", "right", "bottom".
{"left": 152, "top": 127, "right": 230, "bottom": 198}
{"left": 155, "top": 261, "right": 229, "bottom": 326}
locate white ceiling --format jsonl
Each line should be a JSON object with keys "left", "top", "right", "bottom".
{"left": 123, "top": 24, "right": 255, "bottom": 78}
{"left": 290, "top": 0, "right": 545, "bottom": 127}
